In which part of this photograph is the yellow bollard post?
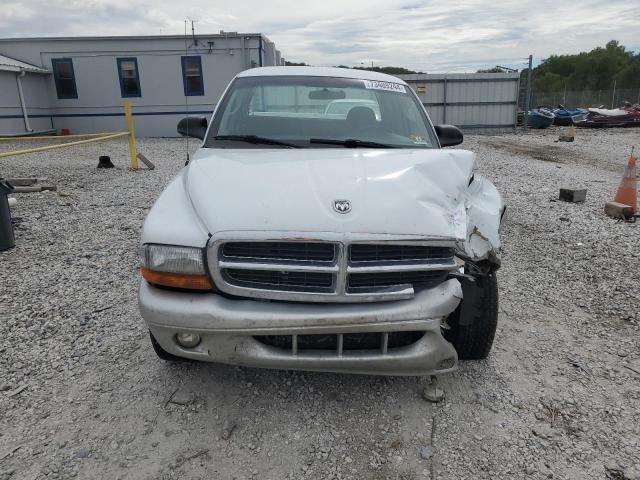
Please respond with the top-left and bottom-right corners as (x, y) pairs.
(123, 101), (138, 170)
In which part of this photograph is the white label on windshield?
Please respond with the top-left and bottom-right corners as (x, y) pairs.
(363, 80), (406, 93)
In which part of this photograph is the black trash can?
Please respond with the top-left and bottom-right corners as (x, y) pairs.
(0, 178), (15, 251)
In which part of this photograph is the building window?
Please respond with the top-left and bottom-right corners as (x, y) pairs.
(181, 56), (204, 96)
(117, 58), (141, 97)
(51, 58), (78, 99)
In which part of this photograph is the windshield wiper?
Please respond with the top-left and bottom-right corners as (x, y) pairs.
(214, 135), (300, 148)
(309, 138), (397, 148)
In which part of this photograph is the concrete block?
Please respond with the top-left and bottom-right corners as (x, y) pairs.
(605, 201), (634, 220)
(559, 188), (587, 203)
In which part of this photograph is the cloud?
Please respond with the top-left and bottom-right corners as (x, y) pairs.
(0, 0), (638, 72)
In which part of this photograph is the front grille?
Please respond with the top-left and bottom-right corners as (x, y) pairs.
(223, 268), (333, 292)
(212, 240), (457, 302)
(222, 242), (335, 263)
(254, 331), (425, 354)
(348, 270), (448, 292)
(350, 244), (454, 263)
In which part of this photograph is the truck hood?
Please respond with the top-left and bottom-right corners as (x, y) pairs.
(186, 148), (476, 238)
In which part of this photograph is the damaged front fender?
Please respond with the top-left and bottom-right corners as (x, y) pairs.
(462, 174), (505, 265)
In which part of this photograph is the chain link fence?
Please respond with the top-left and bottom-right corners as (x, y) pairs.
(529, 88), (640, 110)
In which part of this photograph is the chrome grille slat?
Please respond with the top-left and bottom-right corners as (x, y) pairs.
(335, 243), (348, 296)
(219, 260), (340, 273)
(346, 261), (456, 273)
(210, 239), (458, 303)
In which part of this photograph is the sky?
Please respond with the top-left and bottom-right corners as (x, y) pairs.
(1, 0), (638, 72)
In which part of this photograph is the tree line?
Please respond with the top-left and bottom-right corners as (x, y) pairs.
(531, 41), (639, 94)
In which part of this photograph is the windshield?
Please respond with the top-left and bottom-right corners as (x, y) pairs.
(205, 75), (438, 149)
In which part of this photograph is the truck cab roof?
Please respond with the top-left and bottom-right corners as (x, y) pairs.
(236, 66), (408, 85)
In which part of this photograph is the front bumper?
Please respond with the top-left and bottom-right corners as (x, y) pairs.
(139, 279), (462, 376)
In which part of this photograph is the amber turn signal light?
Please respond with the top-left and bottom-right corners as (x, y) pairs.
(140, 267), (212, 291)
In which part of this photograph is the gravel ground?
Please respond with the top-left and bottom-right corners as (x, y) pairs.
(1, 127), (639, 480)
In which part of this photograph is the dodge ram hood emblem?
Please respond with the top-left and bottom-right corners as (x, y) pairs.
(333, 200), (351, 214)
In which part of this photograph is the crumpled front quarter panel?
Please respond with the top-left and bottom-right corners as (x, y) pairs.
(464, 174), (504, 262)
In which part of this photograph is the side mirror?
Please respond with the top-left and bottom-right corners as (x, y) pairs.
(434, 125), (463, 147)
(177, 116), (208, 140)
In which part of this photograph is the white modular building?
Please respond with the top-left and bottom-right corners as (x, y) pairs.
(0, 33), (284, 137)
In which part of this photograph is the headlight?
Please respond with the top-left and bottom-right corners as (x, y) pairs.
(139, 244), (212, 291)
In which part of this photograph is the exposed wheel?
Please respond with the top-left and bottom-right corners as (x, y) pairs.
(149, 330), (183, 361)
(444, 272), (498, 360)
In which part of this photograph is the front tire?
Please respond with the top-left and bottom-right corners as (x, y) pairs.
(444, 273), (498, 360)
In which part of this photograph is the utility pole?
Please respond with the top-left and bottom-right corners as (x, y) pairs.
(611, 79), (617, 108)
(524, 54), (533, 130)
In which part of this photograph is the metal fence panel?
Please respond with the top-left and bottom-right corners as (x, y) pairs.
(399, 73), (520, 133)
(425, 106), (445, 124)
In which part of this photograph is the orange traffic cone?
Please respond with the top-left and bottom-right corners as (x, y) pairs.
(613, 154), (637, 214)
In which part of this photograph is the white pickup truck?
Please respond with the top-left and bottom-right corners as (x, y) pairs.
(138, 66), (505, 376)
